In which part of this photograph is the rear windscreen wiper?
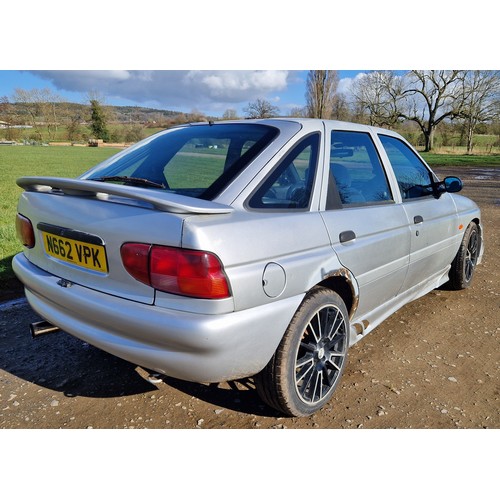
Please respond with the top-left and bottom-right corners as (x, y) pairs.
(93, 176), (166, 189)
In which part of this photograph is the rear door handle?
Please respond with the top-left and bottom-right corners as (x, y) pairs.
(339, 230), (356, 243)
(414, 215), (424, 224)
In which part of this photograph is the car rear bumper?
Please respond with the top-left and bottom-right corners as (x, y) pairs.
(13, 253), (303, 383)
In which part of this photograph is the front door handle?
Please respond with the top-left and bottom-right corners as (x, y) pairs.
(414, 215), (424, 224)
(339, 230), (356, 243)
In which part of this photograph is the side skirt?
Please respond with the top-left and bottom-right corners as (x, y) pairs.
(348, 265), (451, 346)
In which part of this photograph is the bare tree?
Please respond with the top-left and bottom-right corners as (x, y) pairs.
(222, 108), (239, 120)
(457, 70), (500, 154)
(396, 70), (466, 151)
(65, 111), (83, 142)
(351, 71), (400, 126)
(288, 106), (307, 118)
(0, 95), (10, 121)
(305, 70), (339, 118)
(12, 88), (63, 141)
(0, 96), (17, 140)
(243, 98), (279, 119)
(330, 93), (351, 121)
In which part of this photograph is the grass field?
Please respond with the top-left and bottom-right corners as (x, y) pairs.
(1, 144), (499, 285)
(420, 152), (500, 167)
(0, 146), (120, 284)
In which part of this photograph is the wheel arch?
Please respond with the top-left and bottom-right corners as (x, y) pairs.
(314, 268), (359, 320)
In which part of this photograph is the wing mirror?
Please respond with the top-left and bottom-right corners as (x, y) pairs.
(434, 176), (463, 197)
(443, 176), (463, 193)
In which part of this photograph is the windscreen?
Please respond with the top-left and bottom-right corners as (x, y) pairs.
(85, 123), (278, 200)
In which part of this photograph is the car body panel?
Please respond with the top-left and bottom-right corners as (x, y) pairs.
(399, 194), (461, 291)
(321, 203), (410, 317)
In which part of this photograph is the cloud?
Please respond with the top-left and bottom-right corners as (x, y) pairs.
(28, 70), (291, 112)
(337, 73), (367, 95)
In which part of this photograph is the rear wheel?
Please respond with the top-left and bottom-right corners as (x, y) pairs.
(448, 222), (480, 290)
(255, 287), (349, 417)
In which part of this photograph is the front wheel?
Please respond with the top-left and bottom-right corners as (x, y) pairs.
(448, 222), (480, 290)
(255, 287), (349, 417)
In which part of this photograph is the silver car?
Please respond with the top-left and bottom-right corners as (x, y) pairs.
(13, 119), (483, 416)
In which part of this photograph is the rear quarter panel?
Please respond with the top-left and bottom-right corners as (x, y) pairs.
(181, 210), (341, 312)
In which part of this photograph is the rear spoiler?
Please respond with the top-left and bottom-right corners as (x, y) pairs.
(17, 177), (234, 215)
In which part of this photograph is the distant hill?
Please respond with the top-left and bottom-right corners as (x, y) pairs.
(104, 104), (184, 123)
(5, 101), (207, 125)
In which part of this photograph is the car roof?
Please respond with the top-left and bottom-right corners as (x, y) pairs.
(186, 117), (403, 139)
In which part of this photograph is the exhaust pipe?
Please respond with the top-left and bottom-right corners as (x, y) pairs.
(30, 320), (61, 338)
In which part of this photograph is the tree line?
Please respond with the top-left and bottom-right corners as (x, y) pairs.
(2, 70), (500, 153)
(243, 70), (500, 153)
(0, 91), (208, 144)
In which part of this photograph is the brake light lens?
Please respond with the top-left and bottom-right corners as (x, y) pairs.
(16, 214), (35, 248)
(120, 243), (150, 285)
(121, 243), (230, 299)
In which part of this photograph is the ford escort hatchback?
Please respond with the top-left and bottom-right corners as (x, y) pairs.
(13, 119), (483, 417)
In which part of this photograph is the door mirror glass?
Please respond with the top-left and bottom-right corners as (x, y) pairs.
(444, 176), (463, 193)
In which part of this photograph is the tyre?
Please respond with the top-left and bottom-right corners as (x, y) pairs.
(448, 222), (480, 290)
(255, 287), (349, 417)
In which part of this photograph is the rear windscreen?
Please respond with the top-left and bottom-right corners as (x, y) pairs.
(85, 123), (279, 200)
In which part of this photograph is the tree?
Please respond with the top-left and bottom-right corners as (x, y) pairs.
(222, 108), (239, 120)
(350, 71), (400, 126)
(89, 99), (110, 141)
(305, 70), (338, 118)
(12, 88), (62, 141)
(0, 96), (18, 141)
(0, 95), (10, 121)
(396, 70), (466, 151)
(288, 106), (307, 118)
(66, 112), (83, 142)
(243, 98), (279, 119)
(457, 70), (500, 154)
(330, 93), (351, 121)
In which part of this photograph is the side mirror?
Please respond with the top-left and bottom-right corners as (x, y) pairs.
(434, 176), (463, 197)
(444, 176), (463, 193)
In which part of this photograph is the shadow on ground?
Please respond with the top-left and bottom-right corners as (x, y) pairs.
(0, 302), (277, 417)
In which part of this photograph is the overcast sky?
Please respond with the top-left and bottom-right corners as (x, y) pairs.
(0, 70), (365, 117)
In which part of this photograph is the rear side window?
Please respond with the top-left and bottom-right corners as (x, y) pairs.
(328, 131), (392, 207)
(248, 133), (320, 210)
(378, 135), (434, 200)
(85, 124), (278, 200)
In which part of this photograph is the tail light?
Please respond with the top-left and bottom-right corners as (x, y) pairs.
(16, 214), (35, 248)
(121, 243), (230, 299)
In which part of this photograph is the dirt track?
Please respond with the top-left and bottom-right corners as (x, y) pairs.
(1, 165), (498, 429)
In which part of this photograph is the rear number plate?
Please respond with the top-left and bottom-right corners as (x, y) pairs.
(41, 230), (108, 273)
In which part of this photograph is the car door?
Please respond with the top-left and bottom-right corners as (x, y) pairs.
(376, 134), (459, 293)
(320, 126), (410, 318)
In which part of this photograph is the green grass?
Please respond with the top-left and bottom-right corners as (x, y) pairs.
(420, 153), (500, 168)
(0, 124), (164, 143)
(0, 145), (120, 285)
